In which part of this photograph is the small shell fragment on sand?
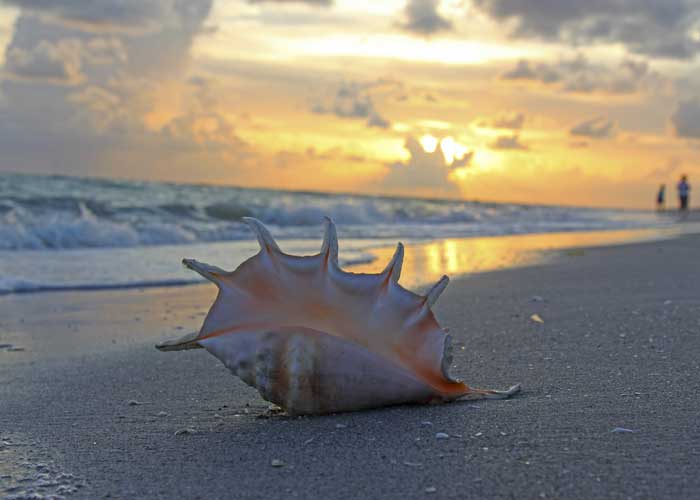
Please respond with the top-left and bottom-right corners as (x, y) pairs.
(425, 486), (437, 493)
(127, 400), (144, 406)
(0, 344), (26, 352)
(435, 432), (449, 439)
(174, 428), (196, 436)
(611, 427), (639, 433)
(270, 459), (286, 468)
(530, 314), (545, 323)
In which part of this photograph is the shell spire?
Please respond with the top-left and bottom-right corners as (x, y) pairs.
(425, 275), (449, 307)
(381, 243), (404, 283)
(157, 217), (520, 415)
(320, 216), (339, 265)
(182, 258), (226, 284)
(243, 216), (281, 253)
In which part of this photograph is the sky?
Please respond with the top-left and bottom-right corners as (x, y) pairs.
(0, 0), (699, 208)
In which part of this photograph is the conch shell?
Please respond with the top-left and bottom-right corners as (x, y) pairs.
(157, 217), (520, 415)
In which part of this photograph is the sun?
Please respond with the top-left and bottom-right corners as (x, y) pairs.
(419, 134), (439, 153)
(439, 137), (470, 165)
(419, 135), (472, 165)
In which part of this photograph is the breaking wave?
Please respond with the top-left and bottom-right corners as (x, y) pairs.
(0, 173), (666, 251)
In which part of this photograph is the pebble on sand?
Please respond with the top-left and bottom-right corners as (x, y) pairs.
(435, 432), (449, 439)
(271, 459), (286, 468)
(425, 486), (437, 493)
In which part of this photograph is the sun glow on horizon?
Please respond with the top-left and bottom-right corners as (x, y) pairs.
(1, 0), (698, 209)
(418, 135), (471, 165)
(286, 34), (537, 65)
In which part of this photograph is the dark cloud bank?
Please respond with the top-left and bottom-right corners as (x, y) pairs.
(473, 0), (700, 60)
(0, 0), (260, 180)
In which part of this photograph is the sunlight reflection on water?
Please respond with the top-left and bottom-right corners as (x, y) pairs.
(350, 227), (697, 292)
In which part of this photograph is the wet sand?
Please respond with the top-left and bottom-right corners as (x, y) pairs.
(2, 233), (700, 499)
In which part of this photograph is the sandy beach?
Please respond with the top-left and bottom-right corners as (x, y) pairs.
(2, 232), (700, 499)
(4, 0), (700, 497)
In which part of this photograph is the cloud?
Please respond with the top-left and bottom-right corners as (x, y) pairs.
(312, 81), (391, 129)
(161, 112), (248, 150)
(570, 117), (616, 139)
(493, 112), (525, 130)
(380, 136), (472, 196)
(398, 0), (452, 36)
(472, 0), (700, 60)
(367, 113), (391, 129)
(334, 83), (373, 117)
(67, 85), (129, 132)
(82, 37), (128, 64)
(478, 111), (525, 130)
(3, 36), (129, 85)
(4, 39), (84, 84)
(3, 0), (168, 32)
(502, 59), (560, 83)
(248, 0), (332, 5)
(671, 99), (700, 138)
(491, 134), (528, 150)
(501, 55), (662, 95)
(0, 0), (241, 181)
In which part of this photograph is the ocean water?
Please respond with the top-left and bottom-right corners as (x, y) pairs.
(0, 173), (672, 294)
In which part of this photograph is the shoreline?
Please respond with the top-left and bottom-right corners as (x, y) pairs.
(2, 232), (700, 498)
(2, 222), (700, 298)
(0, 225), (696, 364)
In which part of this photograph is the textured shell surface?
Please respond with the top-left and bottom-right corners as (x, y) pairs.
(157, 217), (520, 415)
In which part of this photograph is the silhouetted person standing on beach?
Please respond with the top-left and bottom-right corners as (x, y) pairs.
(656, 184), (665, 211)
(678, 175), (690, 211)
